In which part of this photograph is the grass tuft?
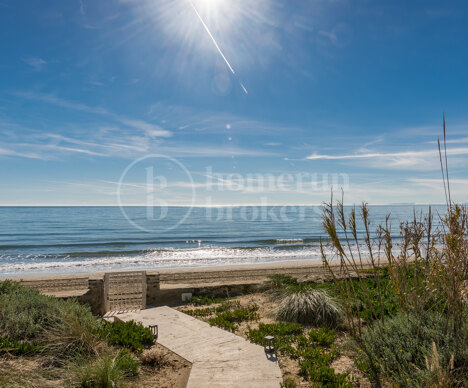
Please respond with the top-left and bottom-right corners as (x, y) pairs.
(73, 349), (139, 388)
(276, 289), (342, 328)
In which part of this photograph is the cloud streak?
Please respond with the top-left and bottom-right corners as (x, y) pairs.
(22, 57), (47, 71)
(307, 147), (468, 159)
(13, 91), (172, 138)
(306, 147), (468, 169)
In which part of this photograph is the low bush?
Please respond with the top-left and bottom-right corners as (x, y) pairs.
(0, 337), (43, 355)
(281, 377), (297, 387)
(0, 280), (107, 359)
(357, 311), (468, 387)
(180, 307), (214, 317)
(247, 323), (351, 386)
(0, 280), (62, 340)
(246, 322), (304, 344)
(208, 304), (259, 331)
(268, 274), (298, 289)
(180, 301), (241, 318)
(139, 347), (169, 369)
(214, 300), (241, 312)
(276, 289), (342, 328)
(46, 300), (106, 358)
(246, 322), (304, 356)
(297, 339), (351, 386)
(300, 361), (351, 388)
(304, 327), (336, 347)
(100, 320), (154, 353)
(187, 295), (229, 305)
(74, 349), (139, 388)
(0, 281), (145, 387)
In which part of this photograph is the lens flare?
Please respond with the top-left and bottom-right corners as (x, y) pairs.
(188, 0), (248, 94)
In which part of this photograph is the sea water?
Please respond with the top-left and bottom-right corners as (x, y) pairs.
(0, 205), (445, 276)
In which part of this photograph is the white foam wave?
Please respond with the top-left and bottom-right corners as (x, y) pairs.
(275, 239), (304, 244)
(0, 246), (324, 276)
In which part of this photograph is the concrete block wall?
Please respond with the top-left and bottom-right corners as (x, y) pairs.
(146, 271), (161, 306)
(80, 277), (105, 315)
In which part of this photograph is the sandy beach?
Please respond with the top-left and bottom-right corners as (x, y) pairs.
(0, 257), (381, 293)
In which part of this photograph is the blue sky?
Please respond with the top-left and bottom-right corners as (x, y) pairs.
(1, 0), (468, 205)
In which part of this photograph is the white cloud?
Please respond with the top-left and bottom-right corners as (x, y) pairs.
(306, 147), (468, 170)
(13, 91), (172, 138)
(22, 57), (47, 70)
(118, 118), (171, 138)
(79, 0), (85, 15)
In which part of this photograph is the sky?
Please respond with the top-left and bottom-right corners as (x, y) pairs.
(0, 0), (468, 206)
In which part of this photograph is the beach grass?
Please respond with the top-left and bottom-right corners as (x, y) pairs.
(0, 281), (157, 387)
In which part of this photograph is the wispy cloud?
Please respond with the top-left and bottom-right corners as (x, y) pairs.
(22, 57), (47, 71)
(13, 91), (172, 138)
(118, 118), (170, 138)
(14, 91), (108, 114)
(79, 0), (85, 15)
(306, 147), (468, 170)
(0, 146), (43, 160)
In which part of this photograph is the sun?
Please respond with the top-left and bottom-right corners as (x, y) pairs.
(129, 0), (276, 93)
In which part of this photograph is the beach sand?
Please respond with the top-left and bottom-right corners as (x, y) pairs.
(0, 257), (381, 291)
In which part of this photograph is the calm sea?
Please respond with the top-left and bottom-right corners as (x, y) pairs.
(0, 205), (444, 276)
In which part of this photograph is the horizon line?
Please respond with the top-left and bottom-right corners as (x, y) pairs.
(0, 203), (449, 207)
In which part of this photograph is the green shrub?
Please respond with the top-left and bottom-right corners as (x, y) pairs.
(0, 280), (62, 340)
(276, 289), (342, 328)
(358, 312), (468, 387)
(187, 295), (229, 305)
(246, 322), (304, 355)
(346, 276), (399, 322)
(297, 344), (352, 387)
(75, 349), (139, 388)
(180, 300), (242, 318)
(281, 378), (297, 387)
(0, 337), (43, 355)
(268, 274), (298, 289)
(0, 280), (106, 358)
(307, 327), (336, 346)
(180, 307), (214, 317)
(247, 322), (350, 386)
(100, 320), (154, 353)
(46, 300), (106, 358)
(208, 315), (238, 331)
(246, 322), (304, 344)
(300, 362), (351, 388)
(214, 300), (241, 312)
(208, 304), (259, 331)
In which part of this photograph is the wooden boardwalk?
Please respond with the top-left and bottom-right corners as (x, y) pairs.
(115, 306), (282, 388)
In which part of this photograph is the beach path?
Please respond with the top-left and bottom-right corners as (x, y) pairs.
(115, 306), (282, 388)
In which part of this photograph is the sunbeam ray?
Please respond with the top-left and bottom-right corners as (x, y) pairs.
(188, 0), (248, 94)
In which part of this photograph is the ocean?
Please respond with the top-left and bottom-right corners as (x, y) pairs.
(0, 205), (444, 276)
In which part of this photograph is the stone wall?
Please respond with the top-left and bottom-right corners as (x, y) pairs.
(79, 277), (105, 315)
(146, 271), (161, 306)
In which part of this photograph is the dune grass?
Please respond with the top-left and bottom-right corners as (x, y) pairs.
(276, 289), (342, 328)
(0, 281), (155, 387)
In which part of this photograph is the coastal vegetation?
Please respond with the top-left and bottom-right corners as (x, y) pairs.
(0, 281), (182, 387)
(319, 197), (468, 387)
(181, 184), (468, 387)
(275, 289), (342, 327)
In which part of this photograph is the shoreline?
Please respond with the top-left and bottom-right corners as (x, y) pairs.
(0, 258), (385, 289)
(0, 258), (328, 281)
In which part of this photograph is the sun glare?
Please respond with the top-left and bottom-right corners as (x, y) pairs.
(129, 0), (276, 94)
